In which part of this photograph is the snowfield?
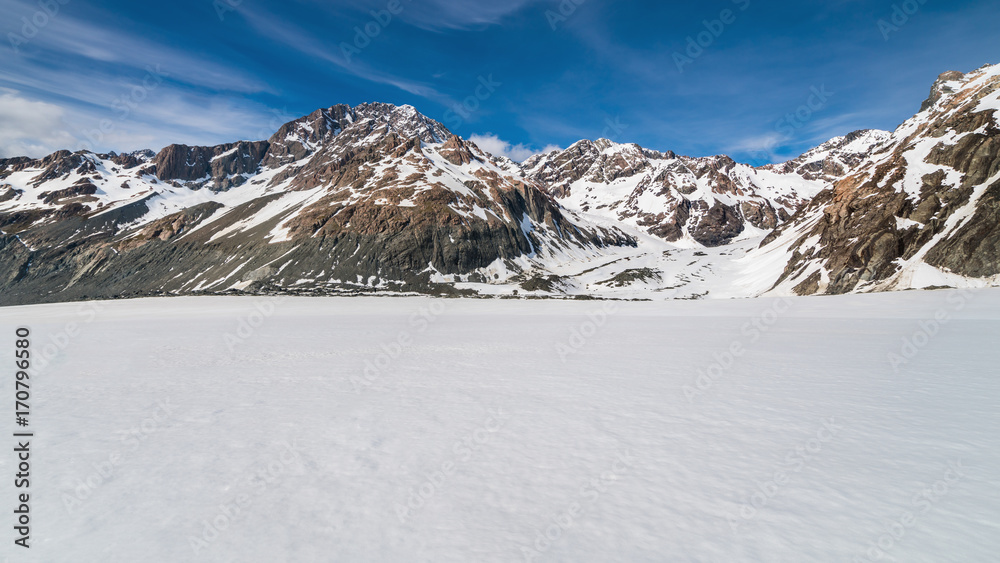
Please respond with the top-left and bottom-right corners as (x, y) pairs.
(1, 291), (999, 562)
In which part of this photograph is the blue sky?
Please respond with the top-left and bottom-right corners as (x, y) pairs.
(1, 0), (997, 163)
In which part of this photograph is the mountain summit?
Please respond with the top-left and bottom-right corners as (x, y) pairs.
(1, 65), (999, 304)
(759, 64), (1000, 295)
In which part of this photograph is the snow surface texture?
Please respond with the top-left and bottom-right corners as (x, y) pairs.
(1, 291), (999, 562)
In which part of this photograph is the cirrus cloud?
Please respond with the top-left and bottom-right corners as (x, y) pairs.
(0, 89), (79, 158)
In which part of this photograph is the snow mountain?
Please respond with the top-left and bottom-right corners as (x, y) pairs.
(1, 64), (999, 304)
(757, 64), (1000, 295)
(0, 104), (633, 305)
(518, 131), (890, 247)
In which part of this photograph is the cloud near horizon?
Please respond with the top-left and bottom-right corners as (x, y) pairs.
(0, 89), (78, 158)
(468, 133), (561, 162)
(0, 0), (997, 162)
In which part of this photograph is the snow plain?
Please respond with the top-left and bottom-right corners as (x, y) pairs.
(1, 290), (999, 562)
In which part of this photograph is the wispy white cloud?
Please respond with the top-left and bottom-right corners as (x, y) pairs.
(725, 110), (895, 164)
(399, 0), (541, 30)
(468, 133), (560, 162)
(0, 82), (302, 158)
(723, 132), (787, 163)
(236, 6), (454, 106)
(0, 0), (314, 157)
(298, 0), (541, 31)
(0, 89), (78, 158)
(0, 1), (269, 94)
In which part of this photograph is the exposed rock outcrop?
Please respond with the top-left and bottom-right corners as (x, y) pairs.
(762, 64), (1000, 294)
(154, 141), (271, 190)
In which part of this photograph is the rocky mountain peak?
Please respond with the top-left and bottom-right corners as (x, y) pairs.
(263, 105), (352, 167)
(439, 134), (481, 165)
(921, 70), (969, 111)
(3, 64), (999, 303)
(351, 102), (451, 144)
(760, 63), (1000, 296)
(261, 102), (451, 170)
(518, 131), (842, 246)
(106, 149), (156, 169)
(762, 129), (892, 182)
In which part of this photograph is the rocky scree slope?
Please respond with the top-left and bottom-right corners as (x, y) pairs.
(0, 104), (632, 305)
(758, 65), (1000, 295)
(2, 65), (1000, 303)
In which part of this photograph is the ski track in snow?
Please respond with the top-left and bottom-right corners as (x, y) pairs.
(1, 291), (998, 562)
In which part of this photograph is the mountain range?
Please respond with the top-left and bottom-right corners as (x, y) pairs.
(1, 64), (999, 305)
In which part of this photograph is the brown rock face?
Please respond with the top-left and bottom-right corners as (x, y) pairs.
(921, 71), (968, 111)
(263, 105), (352, 168)
(740, 200), (780, 230)
(0, 100), (645, 305)
(440, 135), (477, 166)
(690, 202), (744, 247)
(0, 186), (22, 203)
(924, 183), (1000, 277)
(116, 202), (223, 252)
(41, 183), (98, 204)
(108, 150), (155, 169)
(154, 141), (270, 190)
(21, 151), (91, 186)
(764, 65), (1000, 294)
(636, 199), (691, 242)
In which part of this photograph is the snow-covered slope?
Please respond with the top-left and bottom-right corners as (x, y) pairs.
(761, 129), (893, 182)
(2, 290), (998, 561)
(756, 64), (1000, 296)
(0, 104), (635, 305)
(2, 64), (999, 304)
(519, 133), (888, 247)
